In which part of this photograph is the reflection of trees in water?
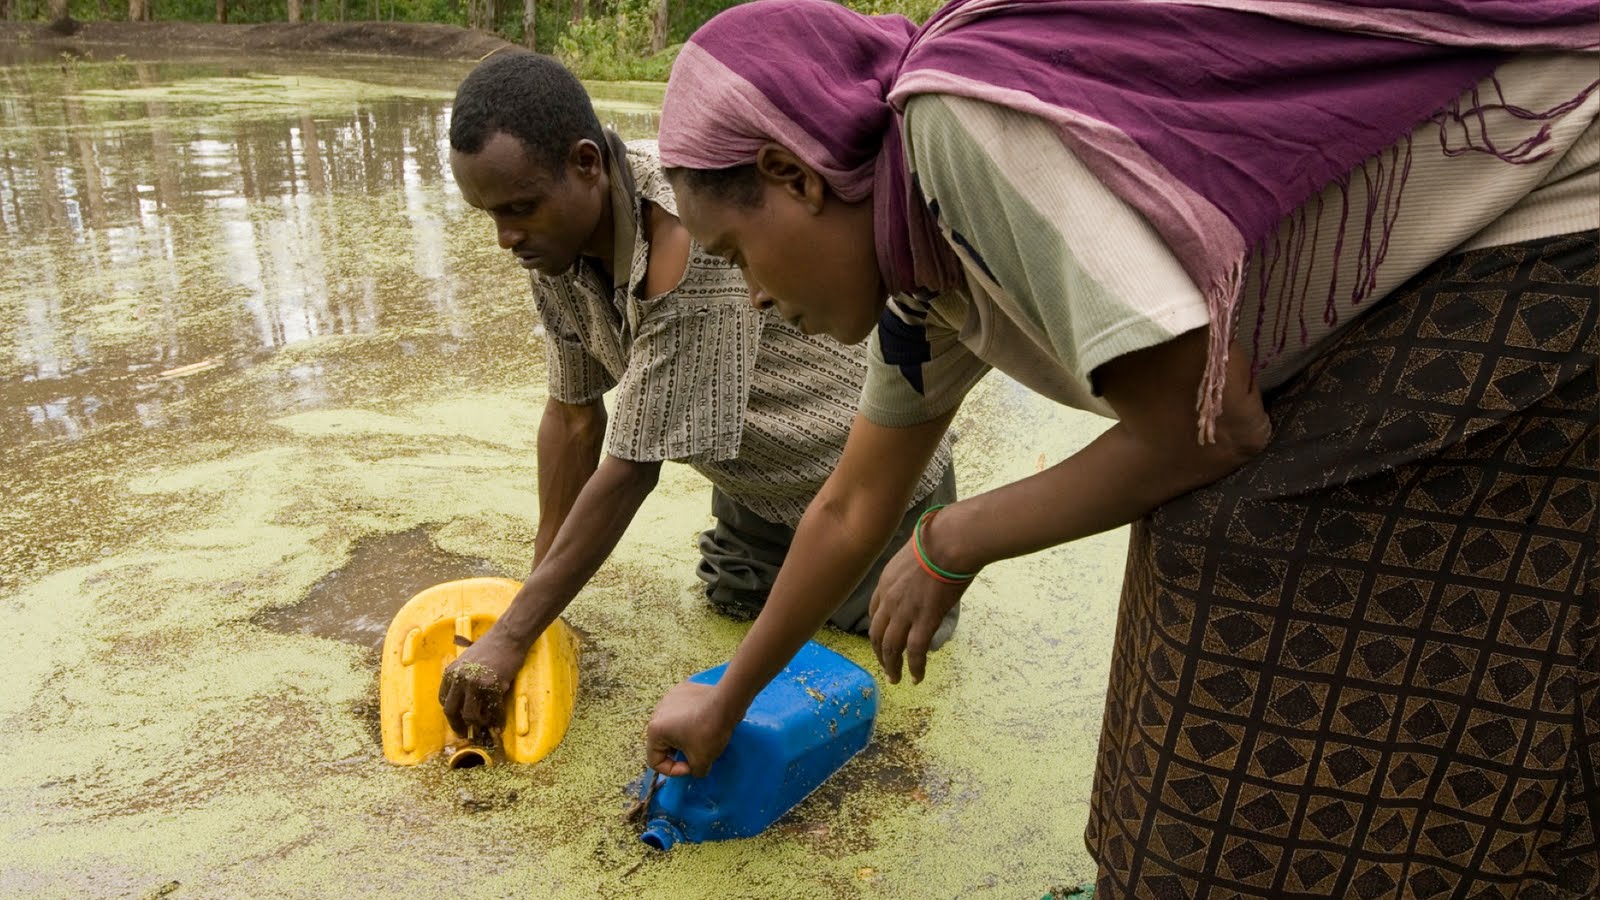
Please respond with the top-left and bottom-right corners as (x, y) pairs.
(1, 87), (488, 444)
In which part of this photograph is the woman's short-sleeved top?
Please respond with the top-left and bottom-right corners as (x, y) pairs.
(859, 53), (1599, 428)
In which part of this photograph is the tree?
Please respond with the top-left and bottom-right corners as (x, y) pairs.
(128, 0), (152, 21)
(287, 0), (300, 22)
(215, 0), (226, 22)
(47, 0), (69, 22)
(522, 0), (535, 48)
(650, 0), (667, 53)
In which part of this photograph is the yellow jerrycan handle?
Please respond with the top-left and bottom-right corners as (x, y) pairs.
(379, 577), (579, 766)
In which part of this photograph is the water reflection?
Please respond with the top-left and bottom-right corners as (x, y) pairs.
(0, 58), (664, 453)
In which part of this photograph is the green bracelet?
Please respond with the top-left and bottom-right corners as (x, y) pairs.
(914, 505), (978, 582)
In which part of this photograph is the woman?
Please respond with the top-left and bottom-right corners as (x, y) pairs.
(645, 0), (1598, 895)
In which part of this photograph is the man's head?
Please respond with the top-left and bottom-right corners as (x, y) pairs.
(449, 51), (608, 277)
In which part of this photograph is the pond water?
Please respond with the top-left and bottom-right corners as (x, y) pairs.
(0, 48), (1123, 898)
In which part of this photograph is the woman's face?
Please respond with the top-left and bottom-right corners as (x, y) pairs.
(667, 149), (887, 344)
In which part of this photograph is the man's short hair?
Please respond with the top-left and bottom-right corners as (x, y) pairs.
(449, 50), (605, 174)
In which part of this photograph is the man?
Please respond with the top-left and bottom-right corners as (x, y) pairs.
(437, 51), (957, 734)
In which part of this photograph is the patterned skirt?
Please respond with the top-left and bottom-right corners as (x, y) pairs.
(1087, 232), (1598, 899)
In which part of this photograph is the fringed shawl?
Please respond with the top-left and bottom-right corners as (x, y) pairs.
(659, 0), (1598, 439)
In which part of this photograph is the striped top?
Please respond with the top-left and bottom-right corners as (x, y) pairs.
(534, 137), (952, 526)
(860, 53), (1599, 427)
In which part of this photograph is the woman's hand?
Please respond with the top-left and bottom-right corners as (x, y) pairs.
(868, 522), (973, 684)
(645, 681), (745, 777)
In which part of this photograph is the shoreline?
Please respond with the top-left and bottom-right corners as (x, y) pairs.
(0, 20), (520, 61)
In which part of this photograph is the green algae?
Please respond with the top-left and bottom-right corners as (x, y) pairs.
(71, 73), (452, 107)
(1, 55), (1123, 897)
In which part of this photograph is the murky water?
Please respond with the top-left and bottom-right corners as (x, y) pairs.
(0, 49), (1123, 898)
(252, 526), (505, 649)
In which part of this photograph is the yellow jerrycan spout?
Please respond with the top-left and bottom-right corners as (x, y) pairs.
(445, 744), (495, 769)
(379, 577), (579, 766)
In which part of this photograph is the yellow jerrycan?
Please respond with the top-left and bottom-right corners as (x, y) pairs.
(380, 577), (579, 767)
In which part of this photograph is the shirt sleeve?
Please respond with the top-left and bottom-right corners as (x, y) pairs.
(533, 275), (617, 406)
(858, 295), (992, 428)
(605, 268), (762, 463)
(902, 94), (1210, 388)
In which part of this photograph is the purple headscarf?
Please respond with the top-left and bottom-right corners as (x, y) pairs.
(659, 0), (1597, 437)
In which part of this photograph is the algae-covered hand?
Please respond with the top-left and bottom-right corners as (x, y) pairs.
(439, 632), (527, 736)
(869, 530), (973, 685)
(645, 681), (744, 778)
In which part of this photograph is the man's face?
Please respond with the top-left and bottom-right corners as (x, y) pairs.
(450, 131), (604, 277)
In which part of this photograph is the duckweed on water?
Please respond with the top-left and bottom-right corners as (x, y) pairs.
(70, 73), (453, 110)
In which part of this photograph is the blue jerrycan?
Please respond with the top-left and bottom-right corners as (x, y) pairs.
(638, 640), (878, 850)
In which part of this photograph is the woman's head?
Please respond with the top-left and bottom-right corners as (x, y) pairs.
(666, 150), (883, 343)
(659, 0), (919, 343)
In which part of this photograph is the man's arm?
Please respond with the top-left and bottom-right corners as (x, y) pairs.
(646, 410), (956, 776)
(439, 398), (662, 734)
(533, 396), (608, 564)
(442, 186), (699, 735)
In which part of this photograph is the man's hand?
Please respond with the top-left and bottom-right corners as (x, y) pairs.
(868, 536), (971, 685)
(438, 631), (528, 737)
(645, 681), (743, 778)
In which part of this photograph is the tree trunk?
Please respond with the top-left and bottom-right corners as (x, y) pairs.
(286, 0), (300, 22)
(521, 0), (534, 48)
(0, 0), (12, 22)
(47, 0), (68, 23)
(215, 0), (225, 22)
(310, 0), (318, 21)
(569, 0), (583, 24)
(649, 0), (667, 53)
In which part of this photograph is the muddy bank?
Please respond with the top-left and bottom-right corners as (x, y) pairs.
(0, 20), (519, 60)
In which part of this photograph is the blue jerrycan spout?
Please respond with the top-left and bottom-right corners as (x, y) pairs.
(640, 819), (682, 851)
(633, 641), (879, 850)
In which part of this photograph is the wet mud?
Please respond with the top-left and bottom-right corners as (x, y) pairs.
(253, 525), (506, 650)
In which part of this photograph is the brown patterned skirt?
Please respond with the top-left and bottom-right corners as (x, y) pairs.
(1087, 232), (1598, 899)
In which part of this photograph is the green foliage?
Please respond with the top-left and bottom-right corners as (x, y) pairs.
(665, 0), (738, 44)
(845, 0), (942, 22)
(553, 0), (676, 81)
(14, 0), (947, 78)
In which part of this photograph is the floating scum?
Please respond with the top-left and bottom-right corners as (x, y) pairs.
(0, 377), (1119, 896)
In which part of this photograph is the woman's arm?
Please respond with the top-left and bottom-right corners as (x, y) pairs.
(926, 325), (1267, 571)
(870, 325), (1270, 681)
(646, 409), (957, 776)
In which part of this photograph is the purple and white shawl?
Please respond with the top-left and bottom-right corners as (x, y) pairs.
(659, 0), (1597, 437)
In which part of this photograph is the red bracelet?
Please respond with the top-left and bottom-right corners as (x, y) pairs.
(915, 546), (971, 585)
